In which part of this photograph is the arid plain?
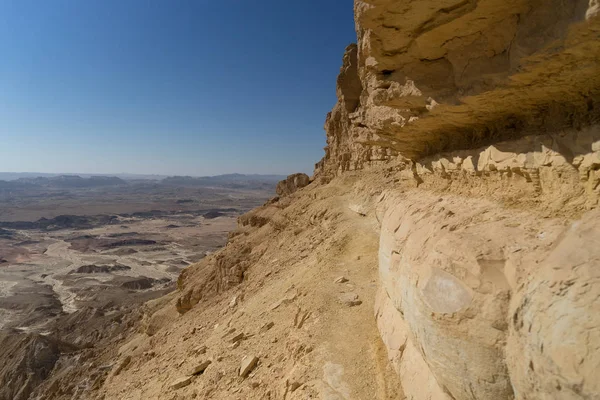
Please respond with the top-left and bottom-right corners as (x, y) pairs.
(0, 175), (279, 333)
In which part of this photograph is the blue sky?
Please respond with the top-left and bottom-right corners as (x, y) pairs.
(0, 1), (355, 176)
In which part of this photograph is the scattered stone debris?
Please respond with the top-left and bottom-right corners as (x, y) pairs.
(334, 276), (349, 284)
(294, 309), (311, 329)
(239, 355), (259, 378)
(229, 295), (240, 308)
(189, 360), (212, 376)
(171, 376), (192, 390)
(221, 327), (236, 338)
(339, 292), (362, 307)
(288, 381), (301, 392)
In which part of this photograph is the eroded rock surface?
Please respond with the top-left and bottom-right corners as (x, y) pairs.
(376, 189), (600, 399)
(276, 173), (311, 197)
(316, 0), (600, 178)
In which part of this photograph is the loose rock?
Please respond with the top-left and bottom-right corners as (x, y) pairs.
(171, 377), (192, 390)
(239, 355), (259, 378)
(189, 360), (211, 376)
(230, 332), (245, 343)
(193, 345), (207, 355)
(339, 292), (362, 307)
(113, 356), (131, 376)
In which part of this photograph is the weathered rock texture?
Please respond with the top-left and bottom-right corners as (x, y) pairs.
(316, 0), (600, 178)
(173, 3), (600, 399)
(276, 173), (310, 197)
(314, 1), (600, 399)
(377, 191), (599, 399)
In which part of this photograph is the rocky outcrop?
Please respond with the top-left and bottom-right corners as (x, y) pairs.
(315, 44), (398, 178)
(316, 0), (600, 178)
(376, 188), (600, 399)
(312, 1), (600, 399)
(276, 173), (310, 197)
(176, 242), (264, 313)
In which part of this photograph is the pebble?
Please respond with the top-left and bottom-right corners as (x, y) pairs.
(338, 292), (362, 307)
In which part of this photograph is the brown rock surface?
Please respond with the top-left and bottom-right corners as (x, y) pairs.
(0, 332), (62, 400)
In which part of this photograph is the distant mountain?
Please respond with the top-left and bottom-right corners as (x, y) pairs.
(0, 172), (166, 181)
(0, 173), (287, 194)
(16, 175), (127, 188)
(162, 174), (286, 189)
(0, 180), (37, 191)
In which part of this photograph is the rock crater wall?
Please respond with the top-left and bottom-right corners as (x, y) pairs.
(316, 0), (600, 178)
(316, 1), (600, 399)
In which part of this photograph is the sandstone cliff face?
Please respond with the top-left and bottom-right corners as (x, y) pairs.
(376, 192), (600, 399)
(276, 173), (311, 197)
(316, 1), (600, 399)
(316, 0), (600, 177)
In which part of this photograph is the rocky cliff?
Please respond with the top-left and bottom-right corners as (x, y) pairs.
(9, 2), (600, 399)
(316, 0), (600, 177)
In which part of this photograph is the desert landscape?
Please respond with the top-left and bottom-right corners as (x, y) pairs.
(1, 1), (600, 400)
(0, 174), (278, 335)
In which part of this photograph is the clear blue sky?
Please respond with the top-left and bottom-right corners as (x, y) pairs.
(0, 1), (355, 176)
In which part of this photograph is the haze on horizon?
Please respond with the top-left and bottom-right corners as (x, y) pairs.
(0, 1), (355, 177)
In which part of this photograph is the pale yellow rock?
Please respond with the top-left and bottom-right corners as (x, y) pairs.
(338, 292), (362, 307)
(239, 355), (259, 378)
(276, 173), (310, 197)
(170, 376), (192, 390)
(189, 360), (211, 376)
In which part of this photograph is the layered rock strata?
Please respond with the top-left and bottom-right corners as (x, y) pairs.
(317, 1), (600, 399)
(316, 0), (600, 178)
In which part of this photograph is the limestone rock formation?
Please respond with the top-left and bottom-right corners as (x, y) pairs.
(276, 173), (310, 197)
(316, 0), (600, 178)
(376, 190), (600, 399)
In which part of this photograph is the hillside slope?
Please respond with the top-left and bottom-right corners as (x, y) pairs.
(65, 149), (598, 399)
